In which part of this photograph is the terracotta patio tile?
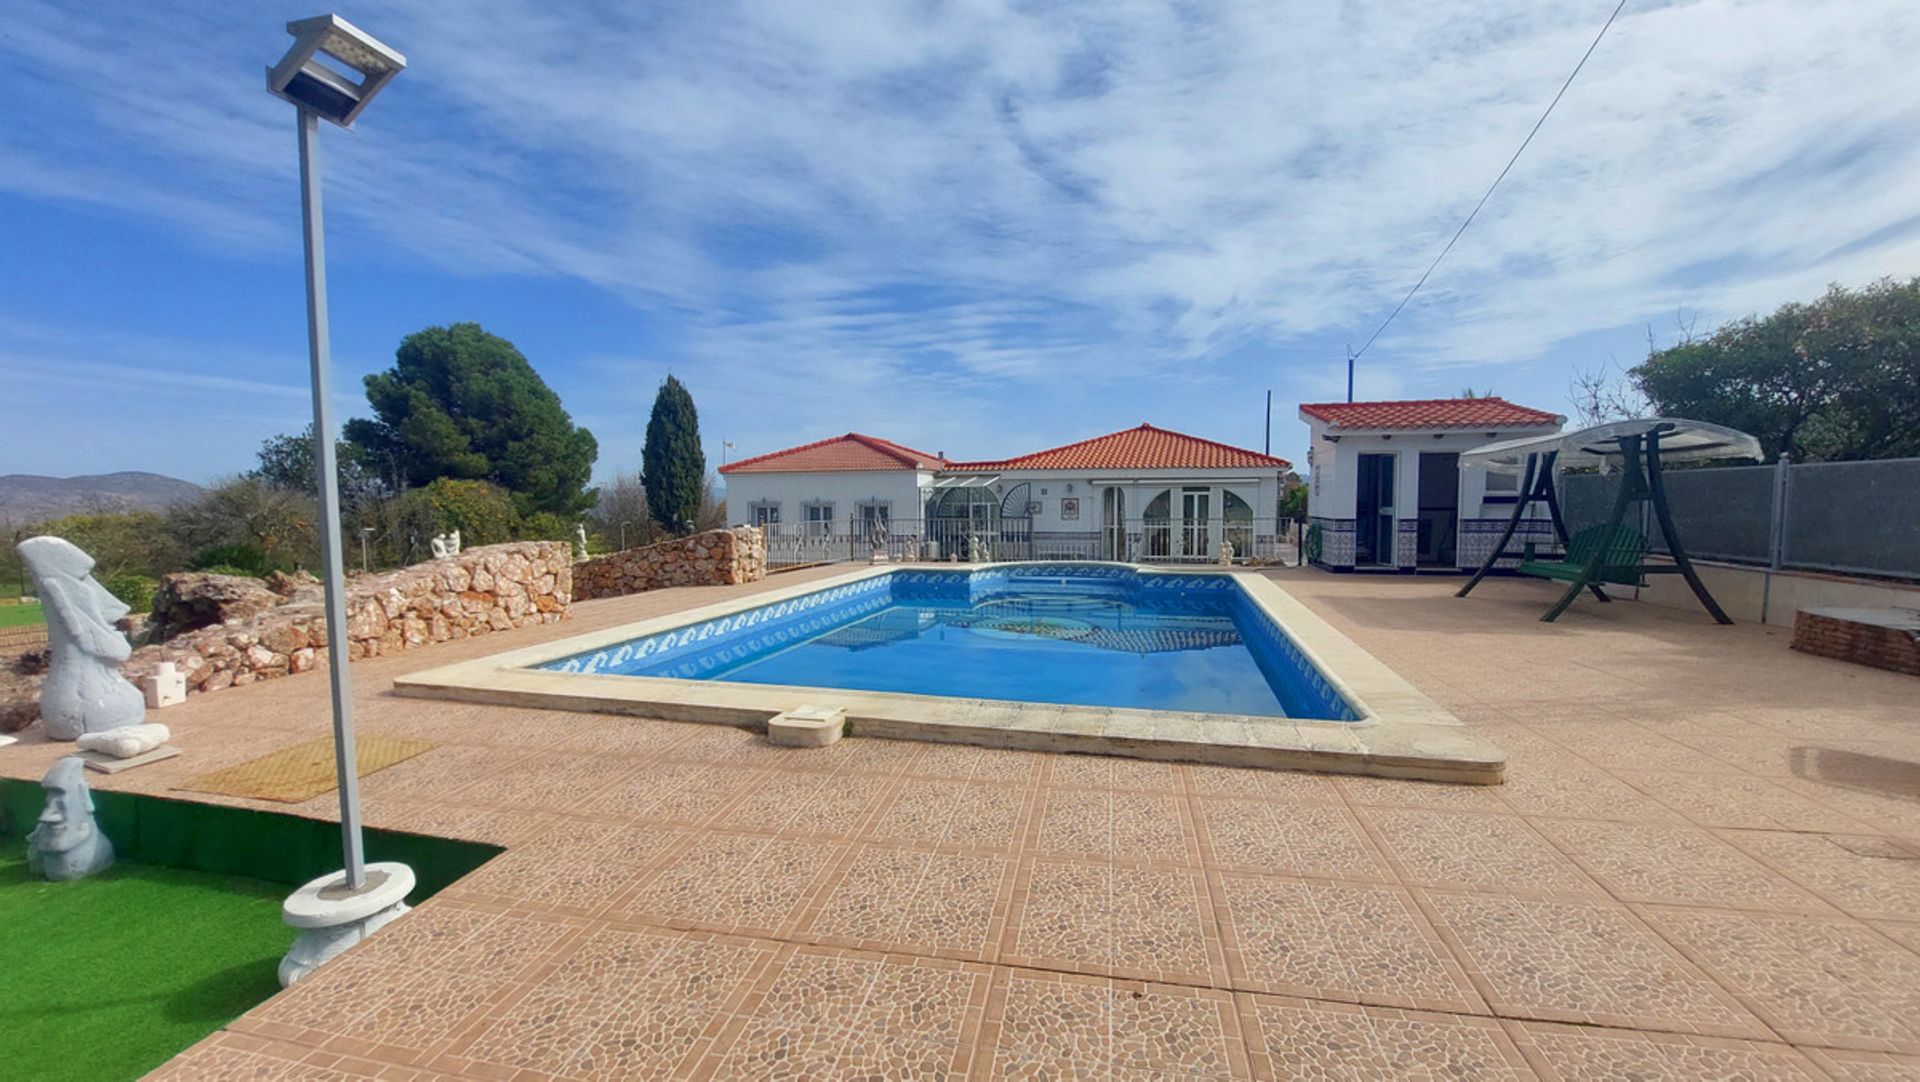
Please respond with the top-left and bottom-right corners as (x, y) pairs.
(869, 777), (1031, 851)
(352, 745), (527, 802)
(1033, 786), (1194, 864)
(1505, 1020), (1820, 1080)
(1212, 873), (1479, 1012)
(1240, 995), (1532, 1080)
(1643, 905), (1920, 1053)
(805, 843), (927, 945)
(713, 767), (897, 839)
(1005, 858), (1220, 984)
(895, 849), (1014, 960)
(617, 831), (841, 935)
(1419, 890), (1765, 1037)
(1491, 756), (1680, 823)
(350, 971), (513, 1060)
(146, 1044), (297, 1080)
(1044, 751), (1183, 793)
(702, 948), (989, 1079)
(1618, 769), (1875, 832)
(1533, 818), (1836, 914)
(1358, 806), (1599, 899)
(595, 760), (765, 824)
(455, 927), (772, 1077)
(1723, 830), (1920, 921)
(1186, 763), (1343, 803)
(1334, 774), (1511, 813)
(1800, 1046), (1920, 1080)
(1193, 796), (1390, 882)
(977, 968), (1248, 1079)
(906, 742), (1046, 785)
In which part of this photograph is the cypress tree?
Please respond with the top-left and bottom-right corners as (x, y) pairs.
(642, 375), (706, 532)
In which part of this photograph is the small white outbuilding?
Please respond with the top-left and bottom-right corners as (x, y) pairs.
(1299, 398), (1565, 570)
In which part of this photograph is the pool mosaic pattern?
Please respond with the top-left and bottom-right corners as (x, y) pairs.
(538, 564), (1359, 721)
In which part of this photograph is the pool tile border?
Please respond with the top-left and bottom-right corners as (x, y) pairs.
(393, 563), (1505, 784)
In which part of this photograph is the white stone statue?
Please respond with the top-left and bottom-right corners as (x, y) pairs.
(1217, 539), (1235, 566)
(27, 757), (115, 881)
(17, 537), (145, 740)
(574, 523), (590, 561)
(967, 534), (989, 563)
(429, 529), (462, 559)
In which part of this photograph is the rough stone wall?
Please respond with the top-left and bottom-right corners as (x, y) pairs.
(1791, 610), (1920, 677)
(573, 527), (765, 601)
(122, 541), (572, 696)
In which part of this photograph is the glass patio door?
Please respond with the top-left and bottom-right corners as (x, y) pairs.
(1180, 488), (1211, 559)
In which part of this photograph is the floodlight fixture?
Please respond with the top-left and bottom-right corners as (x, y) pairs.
(267, 14), (405, 128)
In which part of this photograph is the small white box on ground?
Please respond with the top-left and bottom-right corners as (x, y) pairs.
(768, 705), (847, 748)
(144, 662), (187, 709)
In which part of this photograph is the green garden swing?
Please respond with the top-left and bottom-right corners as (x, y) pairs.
(1455, 419), (1763, 623)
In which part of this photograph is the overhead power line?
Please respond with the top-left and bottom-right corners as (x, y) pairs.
(1348, 0), (1630, 367)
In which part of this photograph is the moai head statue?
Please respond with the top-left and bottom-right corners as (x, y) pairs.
(26, 757), (116, 881)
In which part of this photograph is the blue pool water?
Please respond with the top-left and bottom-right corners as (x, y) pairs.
(539, 565), (1358, 721)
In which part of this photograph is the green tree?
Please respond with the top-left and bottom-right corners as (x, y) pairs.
(344, 323), (599, 514)
(1632, 278), (1920, 461)
(250, 424), (386, 510)
(641, 375), (706, 532)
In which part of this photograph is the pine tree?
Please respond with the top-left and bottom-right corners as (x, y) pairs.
(642, 375), (706, 533)
(344, 323), (598, 515)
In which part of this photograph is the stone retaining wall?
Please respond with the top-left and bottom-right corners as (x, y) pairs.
(124, 541), (572, 695)
(573, 527), (765, 601)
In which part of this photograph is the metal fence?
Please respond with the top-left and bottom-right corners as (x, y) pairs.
(1559, 456), (1920, 581)
(758, 516), (1302, 569)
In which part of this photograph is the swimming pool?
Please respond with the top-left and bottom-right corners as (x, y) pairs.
(538, 565), (1358, 721)
(396, 563), (1504, 784)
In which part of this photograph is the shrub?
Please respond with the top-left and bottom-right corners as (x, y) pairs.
(424, 478), (519, 545)
(516, 511), (574, 542)
(102, 572), (159, 614)
(193, 543), (272, 577)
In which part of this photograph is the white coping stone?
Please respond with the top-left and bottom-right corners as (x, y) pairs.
(768, 705), (846, 748)
(279, 861), (415, 987)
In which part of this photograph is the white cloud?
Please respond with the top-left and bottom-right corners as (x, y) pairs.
(4, 0), (1919, 473)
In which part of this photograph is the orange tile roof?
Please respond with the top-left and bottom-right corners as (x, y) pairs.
(947, 424), (1290, 471)
(719, 432), (946, 474)
(1298, 397), (1563, 430)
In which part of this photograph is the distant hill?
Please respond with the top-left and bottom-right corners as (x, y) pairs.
(0, 472), (204, 526)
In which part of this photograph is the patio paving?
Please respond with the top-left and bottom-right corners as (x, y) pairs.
(5, 566), (1919, 1079)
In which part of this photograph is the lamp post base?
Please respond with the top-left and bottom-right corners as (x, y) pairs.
(278, 861), (415, 987)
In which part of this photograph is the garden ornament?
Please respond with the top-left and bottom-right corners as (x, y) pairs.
(27, 756), (116, 880)
(16, 536), (146, 739)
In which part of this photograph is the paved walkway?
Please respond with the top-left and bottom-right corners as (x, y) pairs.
(7, 567), (1918, 1079)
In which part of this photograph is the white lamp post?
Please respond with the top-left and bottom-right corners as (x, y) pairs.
(267, 14), (415, 987)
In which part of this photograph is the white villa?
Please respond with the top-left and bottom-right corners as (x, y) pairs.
(721, 424), (1295, 564)
(1300, 397), (1565, 571)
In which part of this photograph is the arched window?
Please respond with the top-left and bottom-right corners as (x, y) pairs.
(1141, 490), (1172, 558)
(1223, 490), (1254, 558)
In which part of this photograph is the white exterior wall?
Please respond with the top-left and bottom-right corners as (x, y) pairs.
(724, 470), (933, 528)
(1303, 419), (1561, 570)
(1008, 469), (1281, 531)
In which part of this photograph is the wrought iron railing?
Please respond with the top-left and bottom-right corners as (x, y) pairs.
(757, 517), (1301, 568)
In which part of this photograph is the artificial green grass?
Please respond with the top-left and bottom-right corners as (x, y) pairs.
(0, 600), (44, 628)
(0, 843), (289, 1081)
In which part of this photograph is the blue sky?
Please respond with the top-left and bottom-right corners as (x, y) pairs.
(4, 0), (1919, 484)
